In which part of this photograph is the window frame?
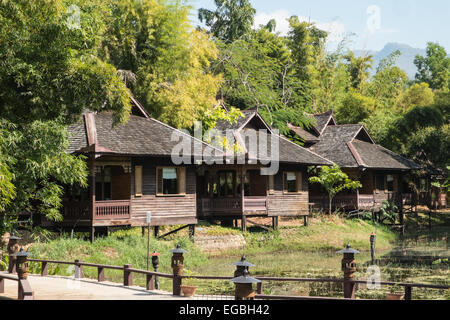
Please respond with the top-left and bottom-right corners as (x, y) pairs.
(282, 171), (302, 194)
(156, 166), (186, 197)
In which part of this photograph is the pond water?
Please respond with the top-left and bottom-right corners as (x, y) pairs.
(192, 233), (449, 299)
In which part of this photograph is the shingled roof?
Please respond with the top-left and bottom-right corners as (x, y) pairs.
(312, 110), (335, 134)
(310, 123), (420, 170)
(67, 112), (221, 158)
(217, 111), (332, 166)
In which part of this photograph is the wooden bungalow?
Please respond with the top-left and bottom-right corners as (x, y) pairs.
(197, 110), (332, 229)
(288, 111), (421, 213)
(39, 100), (222, 240)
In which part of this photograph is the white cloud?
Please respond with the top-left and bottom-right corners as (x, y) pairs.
(254, 10), (346, 44)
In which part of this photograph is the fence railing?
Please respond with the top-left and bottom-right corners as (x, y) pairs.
(0, 273), (34, 300)
(25, 258), (450, 300)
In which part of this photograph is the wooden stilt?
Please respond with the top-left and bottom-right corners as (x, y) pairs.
(90, 227), (95, 243)
(154, 226), (159, 238)
(241, 216), (247, 232)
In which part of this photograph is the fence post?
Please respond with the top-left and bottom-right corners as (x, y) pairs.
(173, 275), (182, 296)
(0, 278), (4, 293)
(124, 264), (133, 286)
(404, 286), (412, 300)
(41, 261), (48, 276)
(256, 282), (263, 294)
(146, 274), (155, 291)
(98, 267), (105, 282)
(74, 259), (83, 279)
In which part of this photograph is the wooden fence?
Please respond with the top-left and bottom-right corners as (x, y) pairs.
(25, 258), (450, 300)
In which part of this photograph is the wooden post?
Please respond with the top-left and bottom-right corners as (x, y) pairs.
(154, 226), (159, 238)
(89, 156), (96, 243)
(41, 261), (48, 276)
(241, 167), (245, 214)
(343, 280), (356, 299)
(242, 215), (247, 232)
(146, 274), (155, 291)
(272, 216), (278, 230)
(74, 259), (83, 279)
(0, 278), (4, 294)
(98, 267), (105, 282)
(124, 264), (133, 286)
(303, 215), (308, 227)
(256, 282), (263, 294)
(173, 275), (182, 296)
(405, 286), (412, 300)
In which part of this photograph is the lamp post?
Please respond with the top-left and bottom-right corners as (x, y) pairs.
(170, 244), (188, 296)
(230, 269), (261, 300)
(337, 244), (360, 299)
(12, 248), (31, 280)
(232, 255), (255, 277)
(7, 234), (21, 274)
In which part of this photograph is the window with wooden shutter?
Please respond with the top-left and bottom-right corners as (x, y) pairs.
(283, 172), (298, 193)
(177, 167), (186, 195)
(296, 171), (302, 193)
(134, 166), (143, 197)
(268, 175), (275, 195)
(156, 167), (186, 196)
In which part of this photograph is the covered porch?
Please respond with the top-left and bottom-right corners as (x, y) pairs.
(196, 165), (269, 220)
(59, 158), (132, 229)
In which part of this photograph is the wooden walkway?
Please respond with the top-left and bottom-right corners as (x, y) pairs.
(0, 273), (188, 300)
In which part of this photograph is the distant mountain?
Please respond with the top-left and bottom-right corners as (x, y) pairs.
(354, 43), (426, 79)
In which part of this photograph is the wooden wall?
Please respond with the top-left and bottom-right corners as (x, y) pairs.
(130, 157), (197, 226)
(267, 164), (309, 217)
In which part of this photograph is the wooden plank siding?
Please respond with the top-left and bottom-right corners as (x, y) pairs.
(267, 165), (309, 217)
(130, 157), (197, 227)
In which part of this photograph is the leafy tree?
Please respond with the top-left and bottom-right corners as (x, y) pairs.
(362, 109), (400, 146)
(309, 41), (351, 113)
(213, 26), (313, 135)
(335, 88), (376, 124)
(102, 0), (228, 130)
(414, 42), (450, 90)
(287, 16), (328, 95)
(309, 164), (362, 215)
(0, 120), (88, 225)
(198, 0), (256, 43)
(405, 124), (450, 170)
(344, 51), (373, 92)
(0, 0), (131, 125)
(0, 0), (125, 227)
(367, 51), (408, 108)
(397, 82), (435, 111)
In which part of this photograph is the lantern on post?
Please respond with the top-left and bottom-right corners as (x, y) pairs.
(7, 234), (21, 274)
(230, 269), (261, 300)
(151, 251), (160, 290)
(337, 244), (360, 299)
(232, 255), (255, 277)
(12, 248), (31, 280)
(170, 244), (188, 276)
(170, 244), (188, 296)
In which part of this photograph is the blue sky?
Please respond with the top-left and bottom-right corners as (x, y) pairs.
(189, 0), (450, 52)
